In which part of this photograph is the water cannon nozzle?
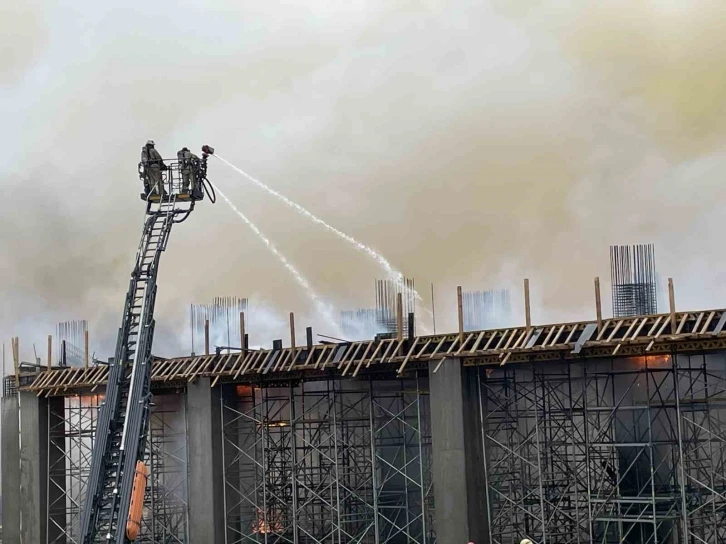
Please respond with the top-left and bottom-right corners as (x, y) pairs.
(202, 145), (214, 155)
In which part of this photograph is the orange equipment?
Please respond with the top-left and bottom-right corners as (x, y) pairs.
(125, 461), (149, 540)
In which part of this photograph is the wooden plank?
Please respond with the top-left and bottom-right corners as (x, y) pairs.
(303, 345), (318, 367)
(500, 352), (513, 366)
(413, 338), (432, 359)
(668, 278), (676, 334)
(338, 342), (359, 370)
(378, 340), (398, 365)
(241, 351), (263, 375)
(524, 278), (531, 331)
(630, 317), (649, 340)
(676, 312), (689, 334)
(606, 320), (624, 343)
(429, 338), (447, 360)
(700, 311), (716, 335)
(541, 325), (557, 347)
(445, 337), (461, 355)
(397, 337), (421, 374)
(525, 328), (543, 349)
(470, 330), (487, 353)
(691, 312), (704, 336)
(653, 318), (671, 340)
(457, 286), (464, 345)
(501, 329), (521, 351)
(352, 342), (374, 378)
(596, 319), (611, 341)
(313, 346), (331, 370)
(619, 319), (639, 344)
(342, 343), (364, 376)
(482, 331), (497, 351)
(564, 325), (579, 345)
(646, 316), (663, 337)
(494, 329), (510, 350)
(365, 342), (385, 368)
(594, 277), (603, 331)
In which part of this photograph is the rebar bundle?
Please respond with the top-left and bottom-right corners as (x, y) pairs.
(56, 320), (87, 367)
(462, 289), (511, 331)
(190, 297), (248, 353)
(340, 309), (379, 340)
(375, 277), (416, 334)
(610, 244), (658, 317)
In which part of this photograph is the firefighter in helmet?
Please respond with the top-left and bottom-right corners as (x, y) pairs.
(141, 140), (168, 196)
(176, 147), (199, 195)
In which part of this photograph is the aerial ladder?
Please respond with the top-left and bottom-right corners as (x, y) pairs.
(80, 145), (216, 543)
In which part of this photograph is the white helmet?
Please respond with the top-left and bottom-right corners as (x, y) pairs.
(521, 539), (534, 544)
(146, 139), (155, 146)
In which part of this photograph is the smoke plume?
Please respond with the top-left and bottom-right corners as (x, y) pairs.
(2, 0), (726, 361)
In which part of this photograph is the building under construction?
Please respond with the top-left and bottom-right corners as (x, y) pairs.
(3, 166), (725, 544)
(4, 270), (726, 543)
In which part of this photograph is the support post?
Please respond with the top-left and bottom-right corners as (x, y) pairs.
(524, 278), (531, 331)
(47, 335), (52, 371)
(306, 327), (313, 350)
(429, 358), (488, 543)
(240, 312), (246, 356)
(431, 283), (437, 334)
(84, 329), (89, 370)
(204, 319), (210, 355)
(290, 312), (296, 365)
(13, 336), (19, 383)
(408, 312), (415, 340)
(186, 378), (225, 542)
(669, 278), (677, 334)
(594, 277), (603, 330)
(2, 390), (20, 543)
(396, 292), (403, 342)
(457, 286), (464, 344)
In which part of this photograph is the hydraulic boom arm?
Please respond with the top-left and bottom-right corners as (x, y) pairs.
(80, 146), (214, 543)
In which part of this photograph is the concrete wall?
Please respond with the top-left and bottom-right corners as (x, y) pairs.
(1, 394), (20, 543)
(18, 390), (48, 543)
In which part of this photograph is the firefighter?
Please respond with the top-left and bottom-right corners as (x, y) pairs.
(141, 140), (167, 196)
(176, 147), (199, 194)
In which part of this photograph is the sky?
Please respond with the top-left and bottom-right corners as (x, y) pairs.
(2, 0), (726, 365)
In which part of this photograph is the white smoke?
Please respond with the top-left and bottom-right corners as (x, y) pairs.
(3, 0), (726, 360)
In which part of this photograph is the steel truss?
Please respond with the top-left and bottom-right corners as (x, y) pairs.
(46, 393), (189, 543)
(481, 353), (726, 544)
(221, 376), (435, 543)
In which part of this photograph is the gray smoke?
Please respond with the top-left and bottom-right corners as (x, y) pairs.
(3, 0), (726, 361)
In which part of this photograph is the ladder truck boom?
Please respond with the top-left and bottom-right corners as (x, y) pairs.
(80, 145), (215, 543)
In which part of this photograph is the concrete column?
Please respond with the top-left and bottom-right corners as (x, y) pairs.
(429, 358), (489, 544)
(186, 378), (225, 543)
(2, 393), (21, 543)
(19, 390), (48, 543)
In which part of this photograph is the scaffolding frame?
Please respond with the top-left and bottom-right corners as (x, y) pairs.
(221, 375), (435, 544)
(480, 353), (726, 544)
(46, 393), (189, 543)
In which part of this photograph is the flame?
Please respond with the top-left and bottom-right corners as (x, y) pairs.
(235, 385), (252, 397)
(252, 509), (283, 534)
(623, 354), (671, 367)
